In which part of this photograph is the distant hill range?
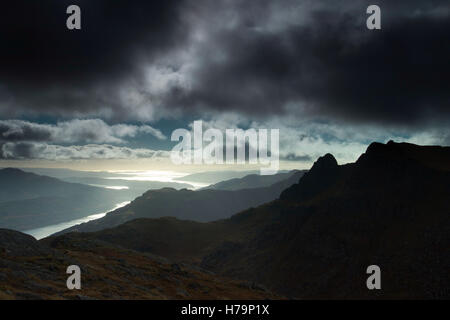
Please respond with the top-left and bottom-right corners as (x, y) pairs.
(51, 141), (450, 299)
(20, 167), (193, 194)
(0, 168), (192, 231)
(55, 170), (305, 234)
(0, 168), (129, 230)
(205, 170), (305, 191)
(174, 170), (270, 184)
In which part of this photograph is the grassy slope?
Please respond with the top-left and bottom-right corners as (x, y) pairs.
(0, 229), (278, 300)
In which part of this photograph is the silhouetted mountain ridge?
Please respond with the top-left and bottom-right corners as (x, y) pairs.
(280, 153), (341, 202)
(54, 141), (450, 299)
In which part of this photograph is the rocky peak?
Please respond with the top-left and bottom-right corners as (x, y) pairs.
(280, 153), (340, 201)
(356, 141), (414, 169)
(309, 153), (338, 173)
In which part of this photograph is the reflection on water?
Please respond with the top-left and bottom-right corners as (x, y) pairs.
(105, 170), (209, 189)
(23, 171), (211, 240)
(170, 180), (209, 189)
(107, 170), (187, 182)
(88, 184), (129, 190)
(24, 201), (131, 240)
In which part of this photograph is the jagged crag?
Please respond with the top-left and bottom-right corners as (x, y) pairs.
(1, 141), (449, 299)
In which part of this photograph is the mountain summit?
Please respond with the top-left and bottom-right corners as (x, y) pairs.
(51, 141), (450, 299)
(280, 153), (339, 202)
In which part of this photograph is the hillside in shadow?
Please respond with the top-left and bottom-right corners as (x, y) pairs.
(49, 141), (450, 299)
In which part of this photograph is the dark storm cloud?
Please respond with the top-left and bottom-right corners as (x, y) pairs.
(282, 153), (313, 162)
(0, 0), (449, 126)
(0, 119), (166, 144)
(0, 0), (188, 117)
(165, 0), (450, 125)
(0, 142), (168, 160)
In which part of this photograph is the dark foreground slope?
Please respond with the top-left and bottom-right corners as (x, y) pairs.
(56, 171), (304, 234)
(55, 141), (450, 299)
(0, 229), (278, 299)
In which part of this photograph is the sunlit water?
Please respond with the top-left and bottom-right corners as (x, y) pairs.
(22, 171), (210, 240)
(88, 184), (130, 190)
(105, 170), (209, 189)
(24, 201), (131, 240)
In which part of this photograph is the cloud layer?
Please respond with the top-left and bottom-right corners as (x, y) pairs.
(0, 142), (168, 161)
(0, 0), (448, 127)
(0, 119), (167, 160)
(0, 0), (189, 120)
(0, 119), (165, 144)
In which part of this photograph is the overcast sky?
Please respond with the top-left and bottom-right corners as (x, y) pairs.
(0, 0), (449, 171)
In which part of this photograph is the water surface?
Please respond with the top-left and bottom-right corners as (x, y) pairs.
(24, 201), (131, 240)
